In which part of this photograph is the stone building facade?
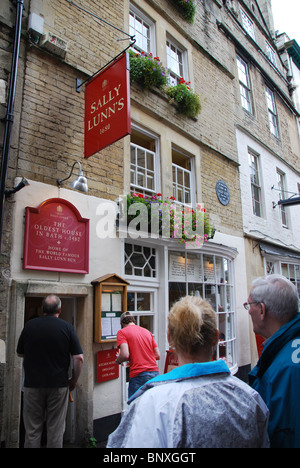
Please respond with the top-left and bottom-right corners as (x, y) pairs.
(0, 0), (299, 447)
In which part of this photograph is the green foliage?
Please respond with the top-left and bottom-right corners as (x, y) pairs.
(129, 50), (202, 119)
(128, 50), (169, 90)
(173, 0), (197, 23)
(167, 78), (201, 119)
(87, 437), (97, 448)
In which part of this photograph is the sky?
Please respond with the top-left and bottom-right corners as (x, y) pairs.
(271, 0), (300, 44)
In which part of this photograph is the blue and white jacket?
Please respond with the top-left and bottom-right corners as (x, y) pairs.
(107, 360), (269, 448)
(249, 313), (300, 448)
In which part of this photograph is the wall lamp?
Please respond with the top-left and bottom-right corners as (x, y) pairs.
(5, 177), (29, 198)
(57, 161), (88, 193)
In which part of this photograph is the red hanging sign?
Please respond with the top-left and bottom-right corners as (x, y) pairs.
(84, 52), (131, 159)
(23, 198), (89, 274)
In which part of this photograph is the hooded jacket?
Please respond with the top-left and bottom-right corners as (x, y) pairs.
(107, 360), (269, 448)
(249, 313), (300, 448)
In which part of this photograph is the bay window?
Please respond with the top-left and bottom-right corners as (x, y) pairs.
(168, 251), (237, 369)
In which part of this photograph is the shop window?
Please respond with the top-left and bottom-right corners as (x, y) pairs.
(265, 260), (275, 275)
(125, 243), (157, 278)
(265, 258), (300, 296)
(127, 291), (155, 334)
(168, 251), (236, 369)
(281, 263), (300, 296)
(130, 127), (160, 197)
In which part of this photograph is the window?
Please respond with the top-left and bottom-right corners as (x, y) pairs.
(236, 55), (252, 113)
(281, 263), (300, 296)
(130, 128), (160, 196)
(265, 260), (275, 275)
(166, 37), (186, 85)
(168, 251), (237, 369)
(240, 8), (255, 40)
(277, 169), (288, 227)
(265, 259), (300, 297)
(129, 5), (155, 54)
(172, 148), (195, 206)
(127, 291), (156, 334)
(125, 243), (157, 278)
(123, 286), (157, 406)
(266, 41), (276, 66)
(249, 151), (262, 217)
(266, 86), (279, 138)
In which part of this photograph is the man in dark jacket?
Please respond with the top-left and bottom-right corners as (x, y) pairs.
(246, 274), (300, 448)
(17, 295), (84, 448)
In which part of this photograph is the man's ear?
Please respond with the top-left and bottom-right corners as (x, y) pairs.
(260, 302), (267, 321)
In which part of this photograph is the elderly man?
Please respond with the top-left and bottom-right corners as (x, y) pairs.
(246, 274), (300, 448)
(17, 295), (84, 448)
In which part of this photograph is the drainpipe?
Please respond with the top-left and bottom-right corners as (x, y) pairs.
(0, 0), (24, 250)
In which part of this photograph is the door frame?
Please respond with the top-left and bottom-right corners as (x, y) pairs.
(4, 280), (94, 448)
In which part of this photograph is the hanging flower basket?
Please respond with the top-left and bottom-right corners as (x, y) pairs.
(128, 50), (169, 90)
(167, 78), (201, 119)
(172, 0), (197, 23)
(120, 193), (215, 247)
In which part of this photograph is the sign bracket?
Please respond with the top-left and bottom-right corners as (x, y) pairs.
(76, 39), (135, 92)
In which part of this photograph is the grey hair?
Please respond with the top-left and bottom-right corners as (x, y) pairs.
(251, 274), (299, 323)
(42, 295), (62, 315)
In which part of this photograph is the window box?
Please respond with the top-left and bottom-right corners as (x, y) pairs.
(128, 50), (169, 90)
(167, 78), (201, 119)
(120, 193), (215, 247)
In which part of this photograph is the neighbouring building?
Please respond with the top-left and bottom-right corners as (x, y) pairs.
(0, 0), (299, 447)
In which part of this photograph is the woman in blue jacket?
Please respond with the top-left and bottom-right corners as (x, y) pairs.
(247, 274), (300, 448)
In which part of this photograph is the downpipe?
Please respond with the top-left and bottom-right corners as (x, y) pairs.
(0, 0), (24, 250)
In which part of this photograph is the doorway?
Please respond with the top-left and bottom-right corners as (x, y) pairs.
(20, 296), (78, 447)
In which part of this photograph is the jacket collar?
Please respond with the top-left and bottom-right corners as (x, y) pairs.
(128, 360), (230, 404)
(250, 313), (300, 381)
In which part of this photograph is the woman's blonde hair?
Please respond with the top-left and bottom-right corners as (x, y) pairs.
(168, 296), (217, 356)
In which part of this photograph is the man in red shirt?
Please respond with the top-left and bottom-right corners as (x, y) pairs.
(115, 312), (160, 399)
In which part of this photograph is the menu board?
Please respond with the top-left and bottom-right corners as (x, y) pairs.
(93, 273), (129, 343)
(100, 292), (122, 341)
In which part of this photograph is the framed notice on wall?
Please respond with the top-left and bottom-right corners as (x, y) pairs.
(92, 274), (130, 343)
(23, 198), (89, 274)
(101, 292), (122, 340)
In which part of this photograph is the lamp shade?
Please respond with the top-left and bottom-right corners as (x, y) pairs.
(70, 174), (88, 193)
(57, 161), (88, 193)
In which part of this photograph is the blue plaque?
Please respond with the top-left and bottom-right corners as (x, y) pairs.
(216, 180), (230, 206)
